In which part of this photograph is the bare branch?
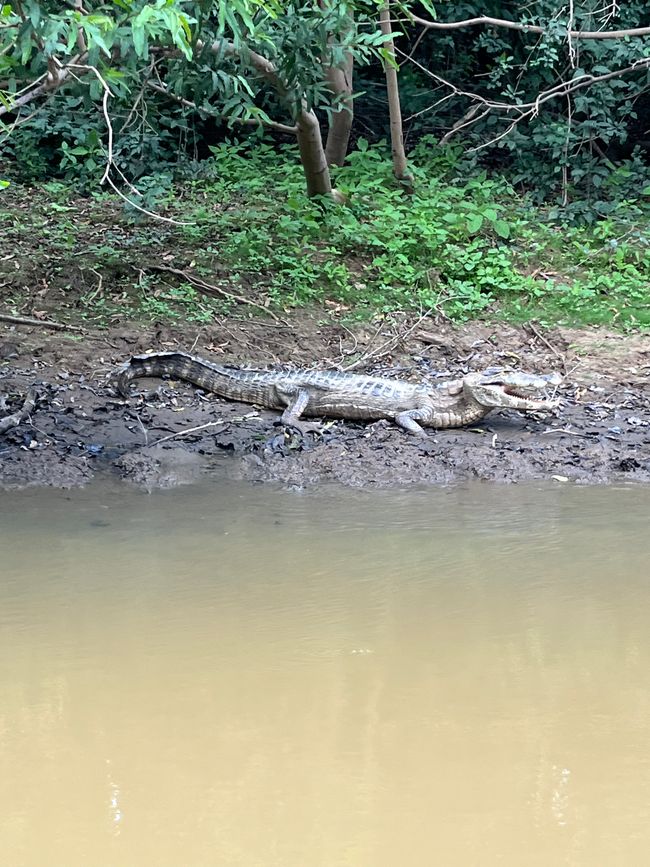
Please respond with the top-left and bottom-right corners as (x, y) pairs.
(406, 13), (650, 40)
(0, 54), (85, 118)
(145, 264), (282, 320)
(74, 0), (87, 53)
(396, 45), (650, 147)
(148, 420), (227, 447)
(104, 175), (193, 225)
(440, 106), (491, 145)
(63, 61), (193, 224)
(0, 312), (82, 331)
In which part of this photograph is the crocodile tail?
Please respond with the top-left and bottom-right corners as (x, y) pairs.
(115, 351), (223, 397)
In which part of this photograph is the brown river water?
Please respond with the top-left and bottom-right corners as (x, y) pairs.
(1, 481), (649, 867)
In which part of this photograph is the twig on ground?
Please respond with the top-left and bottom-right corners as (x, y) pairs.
(134, 411), (149, 446)
(541, 428), (591, 437)
(335, 317), (384, 368)
(0, 388), (38, 434)
(525, 322), (565, 361)
(0, 312), (83, 332)
(149, 420), (227, 447)
(341, 310), (434, 371)
(226, 318), (291, 329)
(144, 264), (284, 322)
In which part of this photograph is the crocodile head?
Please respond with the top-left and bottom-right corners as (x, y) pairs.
(462, 368), (562, 412)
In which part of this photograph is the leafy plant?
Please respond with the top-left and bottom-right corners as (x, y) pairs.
(2, 139), (649, 329)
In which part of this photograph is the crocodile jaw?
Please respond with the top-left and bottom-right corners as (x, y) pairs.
(463, 371), (561, 412)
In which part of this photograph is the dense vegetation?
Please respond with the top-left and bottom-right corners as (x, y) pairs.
(2, 1), (650, 328)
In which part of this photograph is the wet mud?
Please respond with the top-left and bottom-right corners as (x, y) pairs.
(1, 314), (649, 489)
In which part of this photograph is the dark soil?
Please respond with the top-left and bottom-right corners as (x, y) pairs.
(1, 312), (649, 490)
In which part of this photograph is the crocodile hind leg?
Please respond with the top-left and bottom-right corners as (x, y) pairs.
(394, 408), (430, 437)
(276, 387), (322, 435)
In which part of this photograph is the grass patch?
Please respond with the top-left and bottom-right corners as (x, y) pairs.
(2, 140), (650, 329)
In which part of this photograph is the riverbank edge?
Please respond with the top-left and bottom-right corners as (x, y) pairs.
(1, 312), (649, 490)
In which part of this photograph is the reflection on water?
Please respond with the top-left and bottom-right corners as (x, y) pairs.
(0, 481), (649, 867)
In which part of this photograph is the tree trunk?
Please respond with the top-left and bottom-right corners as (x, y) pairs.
(296, 107), (343, 200)
(209, 40), (342, 201)
(324, 53), (354, 166)
(379, 2), (413, 188)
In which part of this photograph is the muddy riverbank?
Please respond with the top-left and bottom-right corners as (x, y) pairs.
(1, 313), (649, 489)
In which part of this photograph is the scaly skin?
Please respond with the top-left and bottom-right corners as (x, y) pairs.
(116, 352), (561, 434)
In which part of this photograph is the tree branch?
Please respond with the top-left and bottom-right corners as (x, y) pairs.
(204, 38), (286, 95)
(403, 43), (650, 115)
(146, 80), (297, 134)
(0, 53), (86, 117)
(406, 13), (650, 40)
(397, 45), (650, 147)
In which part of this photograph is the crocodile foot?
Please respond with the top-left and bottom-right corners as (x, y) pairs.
(274, 419), (322, 438)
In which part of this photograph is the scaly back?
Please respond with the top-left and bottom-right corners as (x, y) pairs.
(116, 351), (423, 408)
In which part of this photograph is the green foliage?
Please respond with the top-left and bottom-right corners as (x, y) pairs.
(0, 90), (201, 187)
(2, 140), (649, 328)
(394, 0), (650, 210)
(0, 0), (392, 179)
(3, 0), (650, 215)
(177, 141), (650, 325)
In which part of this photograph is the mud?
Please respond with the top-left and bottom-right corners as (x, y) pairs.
(1, 313), (649, 490)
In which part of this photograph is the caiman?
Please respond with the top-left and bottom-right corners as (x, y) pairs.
(116, 351), (561, 435)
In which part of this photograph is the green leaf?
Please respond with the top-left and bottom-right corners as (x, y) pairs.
(642, 186), (650, 196)
(66, 23), (80, 53)
(466, 214), (484, 233)
(378, 46), (398, 69)
(83, 23), (111, 56)
(131, 23), (146, 58)
(418, 0), (437, 17)
(493, 220), (511, 239)
(178, 12), (192, 43)
(26, 0), (40, 29)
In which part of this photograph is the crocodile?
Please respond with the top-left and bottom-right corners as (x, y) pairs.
(116, 351), (561, 435)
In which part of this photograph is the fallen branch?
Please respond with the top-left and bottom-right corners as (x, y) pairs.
(0, 387), (38, 434)
(149, 419), (226, 446)
(541, 428), (591, 437)
(0, 312), (83, 331)
(145, 264), (283, 322)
